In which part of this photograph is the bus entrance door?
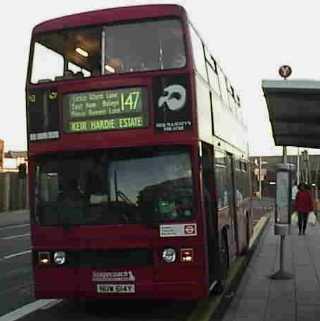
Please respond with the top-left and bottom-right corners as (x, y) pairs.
(225, 153), (239, 259)
(201, 143), (219, 286)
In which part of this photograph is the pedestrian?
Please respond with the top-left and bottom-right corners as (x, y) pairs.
(294, 183), (313, 235)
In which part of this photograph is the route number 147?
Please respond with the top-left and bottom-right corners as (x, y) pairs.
(120, 91), (141, 111)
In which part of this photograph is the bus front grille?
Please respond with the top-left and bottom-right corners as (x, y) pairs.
(65, 249), (153, 268)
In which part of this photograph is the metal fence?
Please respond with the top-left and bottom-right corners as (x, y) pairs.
(0, 172), (28, 212)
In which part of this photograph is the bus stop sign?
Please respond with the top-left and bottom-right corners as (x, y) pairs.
(278, 65), (292, 79)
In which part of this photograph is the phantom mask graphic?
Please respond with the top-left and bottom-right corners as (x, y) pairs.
(158, 84), (186, 111)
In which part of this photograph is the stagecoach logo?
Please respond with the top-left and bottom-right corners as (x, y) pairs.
(158, 84), (186, 111)
(92, 271), (135, 282)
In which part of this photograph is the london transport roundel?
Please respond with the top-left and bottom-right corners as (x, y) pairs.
(184, 224), (195, 235)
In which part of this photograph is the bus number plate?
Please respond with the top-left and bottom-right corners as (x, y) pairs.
(97, 284), (135, 293)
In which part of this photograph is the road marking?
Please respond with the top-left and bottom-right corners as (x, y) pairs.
(40, 299), (63, 310)
(3, 250), (31, 260)
(2, 233), (30, 240)
(0, 299), (61, 321)
(0, 224), (29, 231)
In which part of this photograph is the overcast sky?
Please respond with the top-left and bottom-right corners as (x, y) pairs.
(1, 0), (320, 155)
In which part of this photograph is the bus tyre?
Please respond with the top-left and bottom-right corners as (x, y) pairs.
(220, 232), (230, 279)
(213, 234), (229, 296)
(213, 280), (225, 295)
(246, 211), (250, 249)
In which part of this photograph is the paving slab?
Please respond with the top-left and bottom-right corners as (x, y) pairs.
(222, 220), (320, 321)
(297, 304), (320, 321)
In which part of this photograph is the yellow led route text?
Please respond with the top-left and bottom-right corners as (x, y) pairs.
(69, 116), (144, 132)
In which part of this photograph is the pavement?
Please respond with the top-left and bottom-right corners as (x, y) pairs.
(0, 209), (30, 227)
(222, 219), (320, 321)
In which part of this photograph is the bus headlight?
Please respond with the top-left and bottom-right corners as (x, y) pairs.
(162, 248), (176, 263)
(53, 251), (66, 265)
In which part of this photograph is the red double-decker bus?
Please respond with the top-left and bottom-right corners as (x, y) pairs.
(26, 4), (252, 300)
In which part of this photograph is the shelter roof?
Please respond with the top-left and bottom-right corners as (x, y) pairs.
(262, 80), (320, 148)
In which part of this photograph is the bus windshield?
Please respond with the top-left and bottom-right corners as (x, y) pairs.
(34, 147), (193, 226)
(30, 19), (186, 84)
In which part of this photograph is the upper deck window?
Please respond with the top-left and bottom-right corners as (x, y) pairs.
(31, 27), (100, 84)
(189, 26), (207, 80)
(31, 43), (64, 83)
(103, 19), (186, 74)
(29, 19), (186, 84)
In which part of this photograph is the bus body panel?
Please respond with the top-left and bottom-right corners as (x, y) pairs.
(33, 5), (188, 35)
(26, 4), (252, 300)
(32, 224), (207, 300)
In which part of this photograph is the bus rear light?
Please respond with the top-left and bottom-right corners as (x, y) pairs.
(38, 251), (50, 265)
(180, 248), (194, 263)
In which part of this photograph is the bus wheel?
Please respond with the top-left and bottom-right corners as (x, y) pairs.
(213, 233), (229, 295)
(212, 280), (224, 295)
(246, 211), (250, 246)
(220, 231), (230, 279)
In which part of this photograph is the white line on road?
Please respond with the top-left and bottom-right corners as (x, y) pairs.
(40, 299), (63, 310)
(1, 234), (30, 240)
(0, 299), (61, 321)
(0, 224), (29, 231)
(3, 250), (31, 260)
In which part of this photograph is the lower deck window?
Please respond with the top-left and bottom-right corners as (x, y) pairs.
(34, 147), (193, 226)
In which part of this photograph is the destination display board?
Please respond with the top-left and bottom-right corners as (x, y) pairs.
(63, 87), (147, 133)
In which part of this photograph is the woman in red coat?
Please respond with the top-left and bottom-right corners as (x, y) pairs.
(294, 183), (313, 235)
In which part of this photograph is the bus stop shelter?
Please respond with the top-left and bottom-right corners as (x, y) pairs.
(262, 79), (320, 280)
(262, 80), (320, 148)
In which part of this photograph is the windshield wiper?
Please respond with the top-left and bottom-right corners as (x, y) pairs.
(116, 190), (134, 205)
